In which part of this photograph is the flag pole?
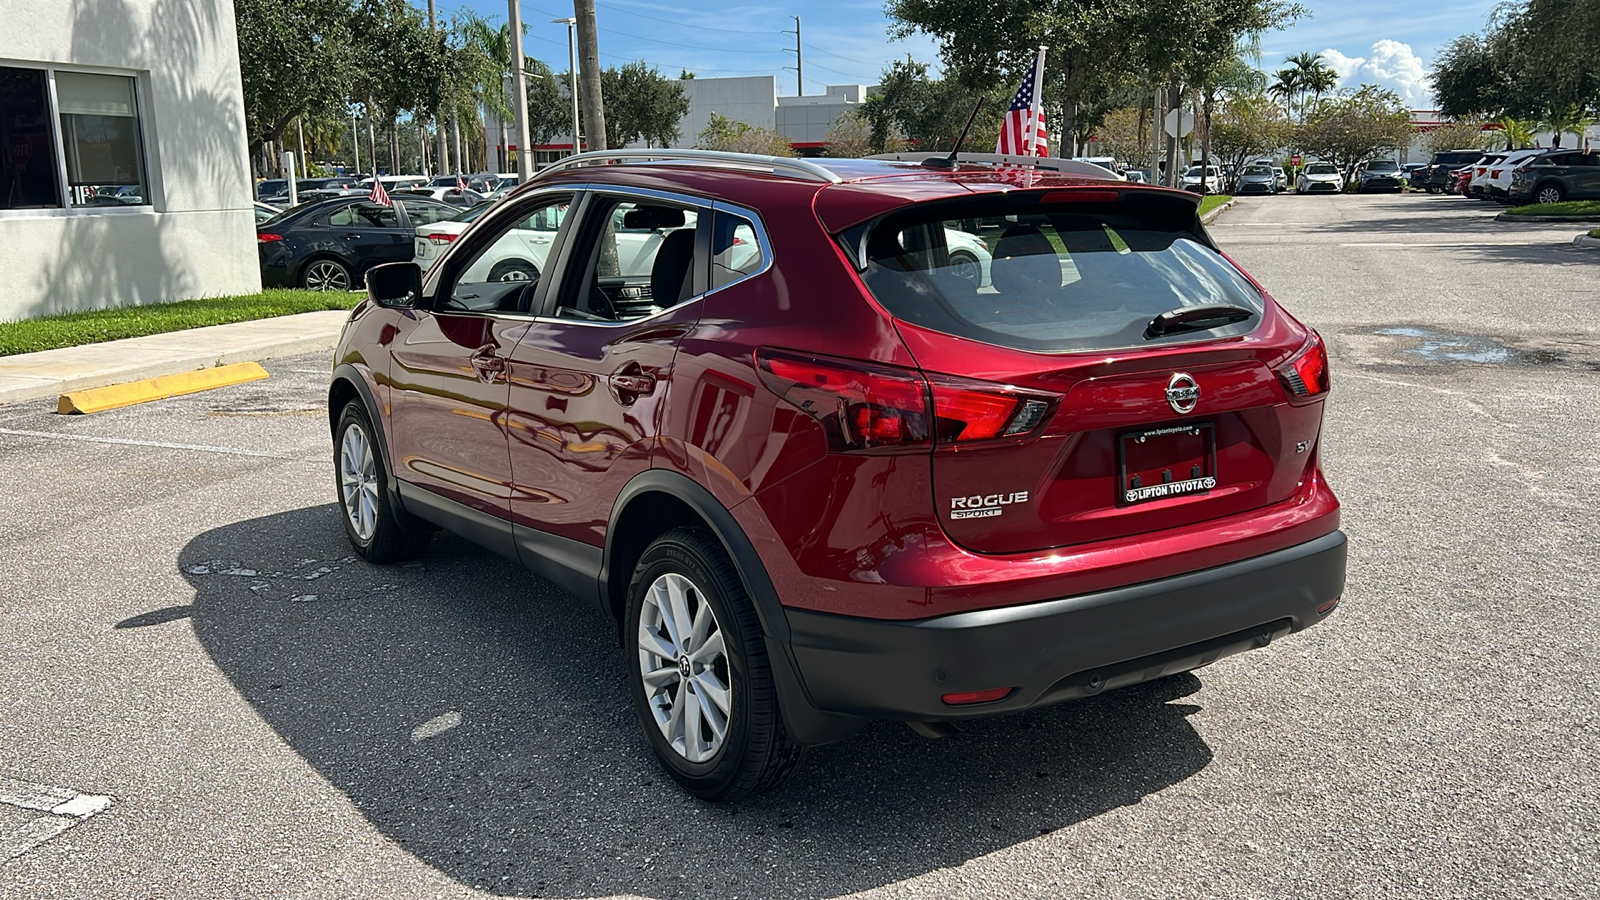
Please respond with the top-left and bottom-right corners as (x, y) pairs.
(1027, 46), (1048, 157)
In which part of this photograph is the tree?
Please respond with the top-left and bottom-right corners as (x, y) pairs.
(1296, 85), (1413, 177)
(822, 109), (904, 157)
(1541, 104), (1597, 149)
(696, 114), (796, 156)
(1433, 2), (1600, 129)
(1420, 119), (1493, 155)
(600, 63), (690, 148)
(235, 0), (355, 163)
(858, 60), (1002, 154)
(1210, 92), (1291, 175)
(350, 0), (446, 170)
(1089, 105), (1145, 166)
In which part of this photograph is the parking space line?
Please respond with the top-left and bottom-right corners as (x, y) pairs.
(0, 427), (309, 461)
(0, 775), (112, 863)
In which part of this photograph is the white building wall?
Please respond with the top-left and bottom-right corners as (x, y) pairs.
(776, 85), (875, 144)
(668, 76), (778, 149)
(0, 0), (259, 322)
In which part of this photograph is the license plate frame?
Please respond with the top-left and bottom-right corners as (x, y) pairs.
(1117, 422), (1217, 506)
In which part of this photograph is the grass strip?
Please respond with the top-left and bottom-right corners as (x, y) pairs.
(1501, 200), (1600, 217)
(1589, 228), (1600, 239)
(0, 290), (357, 356)
(1198, 195), (1233, 216)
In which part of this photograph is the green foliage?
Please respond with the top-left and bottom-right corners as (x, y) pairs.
(1420, 118), (1495, 154)
(234, 0), (356, 154)
(1295, 85), (1413, 174)
(696, 114), (796, 157)
(0, 291), (357, 356)
(822, 109), (902, 157)
(859, 60), (1003, 154)
(1497, 117), (1538, 150)
(1433, 1), (1600, 123)
(601, 63), (691, 148)
(1198, 194), (1233, 216)
(350, 0), (446, 123)
(1502, 200), (1600, 217)
(1210, 93), (1291, 173)
(1269, 50), (1338, 122)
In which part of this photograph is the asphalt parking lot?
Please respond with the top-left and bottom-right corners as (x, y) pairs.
(2, 193), (1597, 899)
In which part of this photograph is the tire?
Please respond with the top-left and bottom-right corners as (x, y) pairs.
(948, 251), (981, 287)
(301, 258), (353, 292)
(625, 527), (803, 802)
(487, 259), (539, 283)
(334, 401), (430, 563)
(1427, 185), (1441, 195)
(1536, 183), (1565, 205)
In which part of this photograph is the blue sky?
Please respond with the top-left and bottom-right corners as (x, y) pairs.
(430, 0), (1503, 108)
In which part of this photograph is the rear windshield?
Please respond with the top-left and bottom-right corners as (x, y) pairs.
(856, 195), (1264, 354)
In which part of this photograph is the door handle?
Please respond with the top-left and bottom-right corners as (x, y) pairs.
(608, 364), (657, 405)
(470, 348), (506, 382)
(341, 233), (363, 240)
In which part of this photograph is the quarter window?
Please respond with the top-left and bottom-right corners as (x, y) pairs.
(711, 210), (763, 290)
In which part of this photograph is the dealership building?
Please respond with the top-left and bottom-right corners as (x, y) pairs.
(0, 0), (260, 322)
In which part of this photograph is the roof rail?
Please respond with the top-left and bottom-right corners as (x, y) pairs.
(867, 152), (1123, 181)
(540, 148), (843, 184)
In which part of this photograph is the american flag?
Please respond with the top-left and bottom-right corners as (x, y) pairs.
(455, 174), (467, 193)
(368, 177), (391, 207)
(996, 48), (1048, 157)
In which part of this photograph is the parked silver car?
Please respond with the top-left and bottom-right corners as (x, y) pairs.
(1235, 163), (1279, 195)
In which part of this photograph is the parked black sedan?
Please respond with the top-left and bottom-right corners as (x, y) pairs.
(257, 196), (458, 291)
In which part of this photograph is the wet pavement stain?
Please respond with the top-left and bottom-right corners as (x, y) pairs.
(1371, 326), (1563, 366)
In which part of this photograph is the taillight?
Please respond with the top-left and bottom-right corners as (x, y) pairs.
(929, 377), (1056, 443)
(756, 349), (929, 452)
(427, 233), (457, 246)
(1277, 332), (1330, 399)
(754, 349), (1057, 453)
(257, 233), (282, 243)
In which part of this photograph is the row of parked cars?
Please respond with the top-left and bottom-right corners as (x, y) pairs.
(1413, 148), (1600, 204)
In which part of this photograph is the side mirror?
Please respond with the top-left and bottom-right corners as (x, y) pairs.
(366, 262), (421, 309)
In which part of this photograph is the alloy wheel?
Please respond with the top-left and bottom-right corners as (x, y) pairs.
(305, 261), (351, 291)
(339, 422), (380, 542)
(949, 254), (980, 286)
(1537, 186), (1564, 205)
(636, 571), (733, 763)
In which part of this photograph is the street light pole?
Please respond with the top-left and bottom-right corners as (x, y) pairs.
(553, 17), (579, 156)
(507, 0), (533, 179)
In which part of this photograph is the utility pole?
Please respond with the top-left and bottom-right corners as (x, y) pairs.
(783, 16), (802, 95)
(428, 0), (450, 176)
(351, 114), (360, 175)
(575, 0), (606, 151)
(552, 17), (580, 156)
(508, 0), (534, 179)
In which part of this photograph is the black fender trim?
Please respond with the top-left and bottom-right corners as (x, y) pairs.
(330, 363), (406, 515)
(605, 470), (866, 746)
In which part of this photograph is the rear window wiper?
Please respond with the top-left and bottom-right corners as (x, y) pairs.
(1144, 303), (1256, 339)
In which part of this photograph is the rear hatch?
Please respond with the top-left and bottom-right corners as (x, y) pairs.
(847, 187), (1327, 554)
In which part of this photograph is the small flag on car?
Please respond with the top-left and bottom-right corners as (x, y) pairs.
(368, 178), (391, 207)
(456, 174), (467, 193)
(996, 48), (1048, 157)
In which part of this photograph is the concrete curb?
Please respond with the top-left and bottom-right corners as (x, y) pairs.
(1574, 234), (1600, 249)
(1496, 212), (1600, 223)
(0, 309), (347, 408)
(57, 362), (271, 415)
(1201, 199), (1237, 225)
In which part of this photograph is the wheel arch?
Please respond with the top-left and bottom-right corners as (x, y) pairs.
(329, 364), (407, 517)
(297, 252), (355, 287)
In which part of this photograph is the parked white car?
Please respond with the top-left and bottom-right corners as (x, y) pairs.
(944, 229), (992, 287)
(1485, 149), (1543, 202)
(1180, 165), (1224, 193)
(1295, 161), (1344, 194)
(1466, 153), (1507, 199)
(395, 186), (488, 208)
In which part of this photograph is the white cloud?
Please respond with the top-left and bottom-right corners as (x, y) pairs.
(1318, 41), (1432, 108)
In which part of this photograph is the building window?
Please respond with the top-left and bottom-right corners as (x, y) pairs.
(56, 72), (147, 208)
(0, 65), (149, 212)
(0, 66), (62, 209)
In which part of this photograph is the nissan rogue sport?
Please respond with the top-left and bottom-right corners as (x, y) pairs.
(329, 149), (1347, 801)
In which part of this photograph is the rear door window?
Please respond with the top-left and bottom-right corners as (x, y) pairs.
(858, 196), (1263, 353)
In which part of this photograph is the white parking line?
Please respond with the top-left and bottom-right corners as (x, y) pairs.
(0, 427), (306, 460)
(0, 775), (112, 862)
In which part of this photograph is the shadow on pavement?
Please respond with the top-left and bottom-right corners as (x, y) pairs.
(180, 505), (1214, 899)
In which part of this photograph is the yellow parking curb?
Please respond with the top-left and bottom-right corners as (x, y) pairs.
(56, 362), (270, 415)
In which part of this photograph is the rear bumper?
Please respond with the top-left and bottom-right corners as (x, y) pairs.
(784, 530), (1346, 722)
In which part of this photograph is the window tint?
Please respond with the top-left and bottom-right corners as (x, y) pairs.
(447, 194), (572, 312)
(558, 198), (699, 322)
(326, 202), (398, 228)
(859, 200), (1264, 354)
(57, 71), (147, 208)
(711, 210), (762, 289)
(0, 66), (62, 209)
(399, 199), (451, 226)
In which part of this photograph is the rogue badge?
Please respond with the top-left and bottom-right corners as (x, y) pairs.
(1166, 372), (1199, 414)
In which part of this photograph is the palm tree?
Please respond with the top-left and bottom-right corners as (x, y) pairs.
(1280, 52), (1338, 123)
(1542, 104), (1596, 149)
(1498, 117), (1537, 151)
(453, 11), (516, 171)
(1269, 68), (1301, 120)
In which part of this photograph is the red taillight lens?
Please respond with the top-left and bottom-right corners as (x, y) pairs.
(942, 687), (1014, 705)
(1277, 332), (1330, 398)
(257, 233), (282, 243)
(929, 379), (1056, 443)
(756, 349), (930, 452)
(427, 232), (457, 246)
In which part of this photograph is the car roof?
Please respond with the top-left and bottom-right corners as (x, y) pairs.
(516, 150), (1198, 232)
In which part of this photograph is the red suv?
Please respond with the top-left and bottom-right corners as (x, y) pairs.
(329, 150), (1346, 801)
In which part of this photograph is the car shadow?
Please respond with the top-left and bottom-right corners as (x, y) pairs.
(180, 505), (1215, 899)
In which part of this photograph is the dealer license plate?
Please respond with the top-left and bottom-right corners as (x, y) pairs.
(1118, 423), (1217, 505)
